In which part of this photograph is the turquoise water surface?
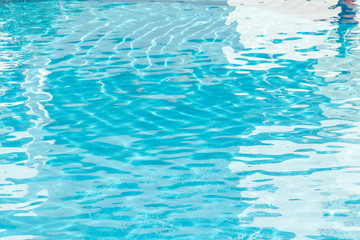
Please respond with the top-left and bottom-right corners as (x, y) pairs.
(1, 0), (360, 239)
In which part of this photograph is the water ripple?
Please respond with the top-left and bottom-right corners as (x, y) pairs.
(0, 0), (360, 239)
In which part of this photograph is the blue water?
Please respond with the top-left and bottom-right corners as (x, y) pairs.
(1, 0), (360, 239)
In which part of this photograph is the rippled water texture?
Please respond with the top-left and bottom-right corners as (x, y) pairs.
(1, 0), (360, 239)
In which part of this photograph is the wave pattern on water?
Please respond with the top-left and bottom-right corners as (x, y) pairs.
(0, 0), (360, 239)
(227, 0), (360, 239)
(0, 1), (248, 239)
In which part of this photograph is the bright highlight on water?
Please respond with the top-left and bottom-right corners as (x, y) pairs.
(1, 0), (360, 239)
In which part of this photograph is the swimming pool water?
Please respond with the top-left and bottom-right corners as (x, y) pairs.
(1, 0), (360, 239)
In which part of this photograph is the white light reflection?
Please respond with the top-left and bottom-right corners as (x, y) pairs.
(17, 58), (54, 213)
(224, 0), (340, 72)
(0, 36), (53, 219)
(0, 236), (38, 240)
(226, 0), (360, 238)
(230, 126), (360, 237)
